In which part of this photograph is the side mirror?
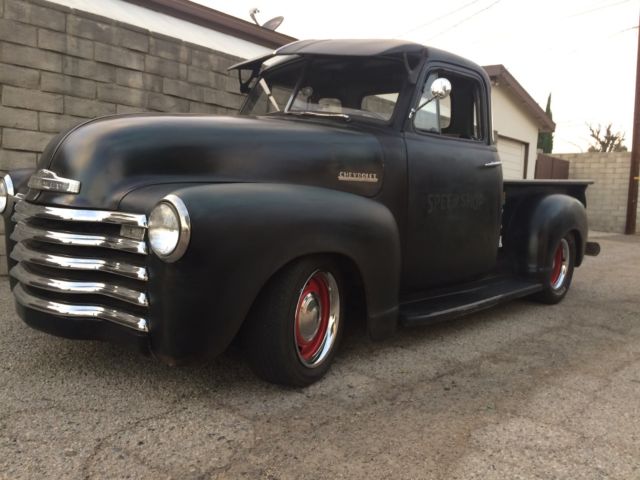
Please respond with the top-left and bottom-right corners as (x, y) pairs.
(412, 77), (453, 119)
(431, 78), (452, 100)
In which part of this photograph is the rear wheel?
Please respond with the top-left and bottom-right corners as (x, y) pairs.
(532, 233), (576, 304)
(242, 256), (343, 387)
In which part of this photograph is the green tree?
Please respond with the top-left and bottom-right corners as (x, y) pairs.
(587, 123), (628, 152)
(537, 93), (554, 153)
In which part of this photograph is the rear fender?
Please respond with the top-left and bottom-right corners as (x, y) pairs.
(508, 194), (587, 278)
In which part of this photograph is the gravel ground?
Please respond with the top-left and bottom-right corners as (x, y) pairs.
(0, 232), (639, 480)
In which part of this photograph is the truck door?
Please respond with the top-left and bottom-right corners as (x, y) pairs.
(403, 66), (502, 289)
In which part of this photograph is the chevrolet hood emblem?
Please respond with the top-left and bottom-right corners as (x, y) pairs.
(27, 169), (81, 194)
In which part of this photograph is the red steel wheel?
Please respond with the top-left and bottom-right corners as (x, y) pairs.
(242, 257), (344, 386)
(532, 233), (576, 305)
(550, 238), (570, 290)
(294, 271), (340, 368)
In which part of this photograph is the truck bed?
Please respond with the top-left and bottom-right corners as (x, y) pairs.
(503, 179), (593, 206)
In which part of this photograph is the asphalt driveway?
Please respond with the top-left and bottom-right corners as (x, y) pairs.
(1, 232), (639, 479)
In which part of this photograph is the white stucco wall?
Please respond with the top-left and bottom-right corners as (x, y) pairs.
(48, 0), (272, 59)
(491, 85), (541, 179)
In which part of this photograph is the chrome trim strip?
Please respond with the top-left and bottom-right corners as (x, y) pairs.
(27, 169), (80, 194)
(482, 161), (502, 168)
(14, 201), (147, 227)
(11, 243), (148, 281)
(11, 264), (148, 307)
(13, 284), (148, 332)
(11, 222), (147, 255)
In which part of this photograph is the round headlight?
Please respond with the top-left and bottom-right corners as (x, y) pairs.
(0, 174), (14, 214)
(0, 178), (8, 214)
(148, 195), (190, 262)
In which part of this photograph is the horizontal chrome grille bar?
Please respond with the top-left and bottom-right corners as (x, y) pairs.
(11, 222), (147, 255)
(13, 284), (148, 332)
(11, 243), (148, 281)
(11, 264), (148, 307)
(14, 201), (147, 227)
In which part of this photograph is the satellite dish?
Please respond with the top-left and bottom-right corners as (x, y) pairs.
(248, 8), (284, 31)
(262, 16), (284, 31)
(249, 8), (260, 25)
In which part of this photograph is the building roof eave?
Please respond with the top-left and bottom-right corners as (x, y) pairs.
(483, 64), (556, 133)
(123, 0), (296, 49)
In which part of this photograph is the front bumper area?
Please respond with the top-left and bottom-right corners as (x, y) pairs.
(14, 284), (148, 332)
(6, 198), (151, 347)
(15, 297), (149, 352)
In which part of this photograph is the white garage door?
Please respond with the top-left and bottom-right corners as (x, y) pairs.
(497, 136), (526, 179)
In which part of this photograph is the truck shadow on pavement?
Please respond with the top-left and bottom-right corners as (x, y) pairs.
(19, 297), (553, 392)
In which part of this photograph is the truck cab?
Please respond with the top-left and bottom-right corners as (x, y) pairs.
(1, 39), (598, 386)
(236, 41), (503, 289)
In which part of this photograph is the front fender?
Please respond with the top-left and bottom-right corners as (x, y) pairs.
(126, 183), (401, 362)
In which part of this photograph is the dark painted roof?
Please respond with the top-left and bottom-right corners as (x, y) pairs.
(276, 39), (427, 56)
(229, 39), (428, 71)
(229, 38), (483, 76)
(483, 64), (555, 133)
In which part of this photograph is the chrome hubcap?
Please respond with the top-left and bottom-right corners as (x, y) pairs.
(551, 238), (570, 290)
(294, 270), (340, 368)
(297, 292), (321, 342)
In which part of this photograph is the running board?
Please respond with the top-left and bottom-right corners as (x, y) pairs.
(400, 277), (543, 327)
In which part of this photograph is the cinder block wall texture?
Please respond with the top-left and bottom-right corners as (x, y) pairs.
(554, 152), (636, 233)
(0, 0), (246, 273)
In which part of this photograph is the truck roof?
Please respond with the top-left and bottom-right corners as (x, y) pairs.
(229, 39), (483, 75)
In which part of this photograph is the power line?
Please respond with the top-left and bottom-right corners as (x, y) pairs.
(436, 0), (637, 50)
(426, 0), (504, 41)
(397, 0), (485, 37)
(604, 24), (639, 40)
(554, 137), (586, 153)
(561, 25), (638, 56)
(563, 0), (635, 19)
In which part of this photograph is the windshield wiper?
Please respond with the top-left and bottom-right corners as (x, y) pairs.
(281, 111), (351, 121)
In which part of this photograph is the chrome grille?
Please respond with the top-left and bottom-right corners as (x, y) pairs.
(9, 200), (149, 332)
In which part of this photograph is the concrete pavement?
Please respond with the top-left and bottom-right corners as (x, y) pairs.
(1, 233), (639, 479)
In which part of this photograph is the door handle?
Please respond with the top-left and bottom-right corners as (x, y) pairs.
(482, 161), (502, 168)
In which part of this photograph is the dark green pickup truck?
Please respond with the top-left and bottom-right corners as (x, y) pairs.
(0, 39), (599, 386)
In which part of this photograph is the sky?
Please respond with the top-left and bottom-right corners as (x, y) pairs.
(195, 0), (639, 153)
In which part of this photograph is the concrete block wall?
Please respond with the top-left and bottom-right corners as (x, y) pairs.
(0, 0), (247, 273)
(554, 152), (635, 233)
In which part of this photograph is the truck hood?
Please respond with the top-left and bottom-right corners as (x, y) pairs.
(32, 114), (385, 210)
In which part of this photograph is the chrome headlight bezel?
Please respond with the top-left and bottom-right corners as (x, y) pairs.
(148, 194), (191, 263)
(0, 173), (15, 214)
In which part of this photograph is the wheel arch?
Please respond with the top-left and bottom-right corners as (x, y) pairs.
(245, 251), (369, 335)
(506, 193), (588, 279)
(570, 228), (584, 267)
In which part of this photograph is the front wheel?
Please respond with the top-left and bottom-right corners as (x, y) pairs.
(532, 233), (576, 304)
(242, 257), (343, 387)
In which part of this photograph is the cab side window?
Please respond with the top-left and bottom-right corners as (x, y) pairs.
(414, 71), (483, 141)
(414, 73), (450, 133)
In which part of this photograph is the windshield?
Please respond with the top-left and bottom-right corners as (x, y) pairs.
(240, 56), (407, 122)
